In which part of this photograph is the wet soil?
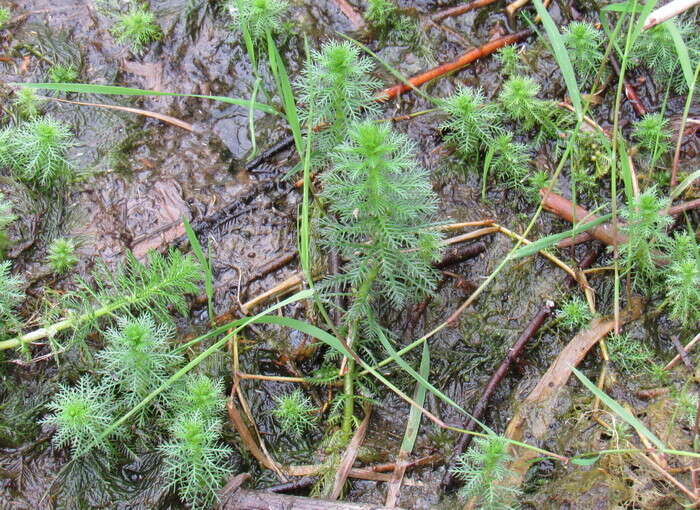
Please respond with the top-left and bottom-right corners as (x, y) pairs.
(1, 0), (698, 509)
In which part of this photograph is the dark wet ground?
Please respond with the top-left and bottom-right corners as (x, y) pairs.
(1, 0), (699, 509)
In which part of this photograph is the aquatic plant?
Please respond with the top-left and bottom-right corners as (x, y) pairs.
(97, 315), (182, 412)
(556, 296), (592, 330)
(0, 194), (16, 232)
(631, 20), (700, 93)
(632, 113), (673, 167)
(320, 120), (443, 322)
(47, 237), (78, 273)
(111, 5), (162, 55)
(439, 86), (503, 158)
(226, 0), (289, 41)
(495, 45), (523, 77)
(0, 7), (9, 29)
(486, 133), (531, 189)
(170, 374), (226, 420)
(0, 249), (202, 351)
(563, 21), (603, 85)
(619, 187), (672, 288)
(2, 117), (74, 187)
(450, 435), (520, 510)
(12, 87), (44, 119)
(664, 233), (700, 327)
(498, 75), (559, 135)
(271, 389), (316, 437)
(160, 412), (233, 509)
(49, 64), (79, 83)
(606, 333), (654, 374)
(365, 0), (397, 33)
(526, 169), (551, 201)
(41, 376), (119, 455)
(0, 261), (24, 331)
(297, 41), (380, 148)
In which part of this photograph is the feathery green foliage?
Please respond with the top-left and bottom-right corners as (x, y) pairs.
(0, 261), (24, 332)
(97, 315), (182, 412)
(632, 20), (700, 93)
(0, 7), (9, 29)
(11, 87), (44, 119)
(226, 0), (288, 41)
(49, 64), (79, 83)
(499, 75), (559, 135)
(111, 5), (162, 55)
(487, 133), (531, 188)
(47, 237), (78, 273)
(320, 120), (443, 321)
(272, 389), (317, 437)
(495, 46), (523, 77)
(607, 333), (654, 374)
(664, 233), (700, 327)
(440, 86), (503, 158)
(42, 376), (120, 455)
(297, 41), (380, 149)
(170, 374), (226, 419)
(365, 0), (397, 33)
(450, 435), (520, 510)
(0, 194), (16, 232)
(159, 412), (233, 509)
(1, 117), (75, 187)
(563, 22), (603, 85)
(632, 113), (673, 167)
(556, 296), (592, 330)
(619, 187), (672, 288)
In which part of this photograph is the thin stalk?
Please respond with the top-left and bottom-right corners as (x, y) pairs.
(670, 59), (700, 187)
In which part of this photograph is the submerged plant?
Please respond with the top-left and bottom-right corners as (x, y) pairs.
(619, 187), (672, 288)
(0, 249), (202, 352)
(97, 314), (182, 412)
(563, 21), (603, 84)
(632, 113), (673, 167)
(607, 333), (654, 374)
(365, 0), (397, 33)
(160, 413), (233, 509)
(111, 5), (162, 55)
(271, 389), (316, 437)
(450, 435), (520, 510)
(226, 0), (289, 41)
(47, 237), (78, 273)
(297, 41), (380, 149)
(3, 117), (74, 187)
(440, 86), (503, 158)
(170, 374), (226, 420)
(0, 260), (24, 330)
(0, 194), (16, 232)
(41, 376), (119, 455)
(486, 133), (531, 189)
(495, 46), (523, 77)
(0, 7), (9, 29)
(664, 233), (700, 327)
(49, 64), (79, 83)
(556, 296), (592, 330)
(499, 75), (559, 136)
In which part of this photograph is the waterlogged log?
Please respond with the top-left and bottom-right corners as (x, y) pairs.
(219, 489), (406, 510)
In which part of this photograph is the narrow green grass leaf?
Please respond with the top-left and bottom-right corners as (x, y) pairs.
(400, 342), (429, 453)
(572, 366), (665, 450)
(571, 455), (601, 466)
(665, 21), (694, 91)
(183, 216), (214, 325)
(671, 169), (700, 199)
(618, 137), (636, 204)
(532, 0), (582, 121)
(511, 213), (611, 259)
(12, 82), (279, 115)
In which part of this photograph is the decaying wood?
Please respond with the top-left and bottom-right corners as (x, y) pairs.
(240, 273), (304, 314)
(378, 30), (532, 100)
(609, 55), (647, 117)
(665, 333), (700, 371)
(219, 488), (405, 510)
(504, 298), (643, 482)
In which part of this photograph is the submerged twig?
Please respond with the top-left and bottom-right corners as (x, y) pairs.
(431, 0), (501, 23)
(378, 30), (532, 100)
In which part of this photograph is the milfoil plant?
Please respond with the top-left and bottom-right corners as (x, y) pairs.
(319, 120), (443, 433)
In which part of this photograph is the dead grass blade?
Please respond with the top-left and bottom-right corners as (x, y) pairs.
(330, 405), (372, 500)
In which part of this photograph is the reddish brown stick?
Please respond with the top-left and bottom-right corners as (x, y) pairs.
(610, 54), (647, 117)
(541, 190), (700, 249)
(333, 0), (366, 30)
(431, 0), (501, 22)
(441, 302), (553, 490)
(378, 30), (532, 100)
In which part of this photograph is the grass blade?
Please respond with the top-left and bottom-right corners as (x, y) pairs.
(671, 169), (700, 199)
(665, 20), (694, 91)
(532, 0), (582, 120)
(572, 366), (665, 450)
(12, 82), (279, 115)
(511, 214), (611, 259)
(183, 217), (214, 325)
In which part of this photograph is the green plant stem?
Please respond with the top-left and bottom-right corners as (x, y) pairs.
(341, 264), (379, 435)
